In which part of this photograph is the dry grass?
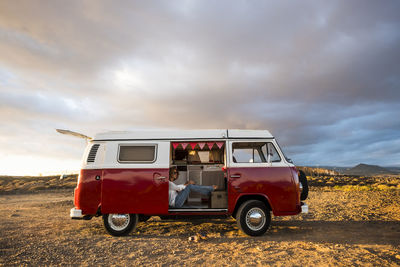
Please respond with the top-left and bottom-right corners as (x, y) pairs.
(0, 174), (400, 265)
(1, 189), (400, 266)
(0, 175), (77, 194)
(308, 175), (400, 191)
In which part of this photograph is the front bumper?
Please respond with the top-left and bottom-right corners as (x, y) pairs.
(301, 202), (308, 214)
(70, 208), (83, 219)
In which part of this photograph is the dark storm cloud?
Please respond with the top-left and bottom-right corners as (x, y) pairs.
(0, 0), (400, 174)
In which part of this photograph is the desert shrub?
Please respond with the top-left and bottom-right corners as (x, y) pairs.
(376, 184), (391, 191)
(30, 186), (46, 191)
(62, 182), (77, 188)
(334, 184), (398, 191)
(334, 185), (371, 191)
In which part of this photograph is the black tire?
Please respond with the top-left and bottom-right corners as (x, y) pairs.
(236, 200), (271, 236)
(103, 213), (138, 236)
(298, 170), (309, 201)
(138, 215), (151, 222)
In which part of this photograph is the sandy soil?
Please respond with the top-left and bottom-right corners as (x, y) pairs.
(1, 183), (400, 265)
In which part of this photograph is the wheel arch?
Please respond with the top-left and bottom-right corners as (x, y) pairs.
(232, 194), (273, 219)
(96, 205), (102, 216)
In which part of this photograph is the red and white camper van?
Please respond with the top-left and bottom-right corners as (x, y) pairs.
(60, 129), (308, 236)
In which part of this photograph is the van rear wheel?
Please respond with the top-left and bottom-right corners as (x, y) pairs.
(236, 200), (271, 236)
(103, 213), (138, 236)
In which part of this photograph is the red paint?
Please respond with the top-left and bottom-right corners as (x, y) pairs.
(74, 169), (102, 215)
(75, 166), (301, 217)
(101, 168), (169, 214)
(227, 166), (300, 216)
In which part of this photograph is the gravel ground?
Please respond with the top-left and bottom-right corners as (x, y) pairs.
(1, 187), (399, 266)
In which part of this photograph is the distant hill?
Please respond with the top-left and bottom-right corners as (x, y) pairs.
(343, 163), (397, 176)
(316, 166), (350, 174)
(298, 166), (339, 176)
(299, 164), (400, 177)
(386, 166), (400, 173)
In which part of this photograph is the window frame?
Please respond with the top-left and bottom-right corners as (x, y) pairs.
(230, 140), (283, 166)
(117, 144), (158, 164)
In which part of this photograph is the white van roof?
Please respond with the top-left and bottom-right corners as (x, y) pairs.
(93, 129), (273, 141)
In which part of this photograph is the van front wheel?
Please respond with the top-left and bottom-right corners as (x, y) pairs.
(103, 213), (138, 236)
(236, 200), (271, 236)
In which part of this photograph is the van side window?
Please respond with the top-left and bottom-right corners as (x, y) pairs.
(232, 142), (266, 163)
(118, 145), (156, 162)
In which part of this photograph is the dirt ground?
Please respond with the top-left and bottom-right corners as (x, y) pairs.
(1, 185), (400, 266)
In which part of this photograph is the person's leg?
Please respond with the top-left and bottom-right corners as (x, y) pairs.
(174, 184), (215, 208)
(174, 185), (192, 208)
(189, 184), (214, 195)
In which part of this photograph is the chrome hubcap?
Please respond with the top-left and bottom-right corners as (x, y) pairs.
(108, 214), (130, 231)
(246, 208), (266, 231)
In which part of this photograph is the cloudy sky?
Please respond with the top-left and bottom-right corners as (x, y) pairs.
(1, 1), (400, 175)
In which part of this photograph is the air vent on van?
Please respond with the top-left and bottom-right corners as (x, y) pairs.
(87, 144), (100, 163)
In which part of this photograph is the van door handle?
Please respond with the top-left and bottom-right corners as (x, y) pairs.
(230, 174), (241, 178)
(154, 176), (166, 180)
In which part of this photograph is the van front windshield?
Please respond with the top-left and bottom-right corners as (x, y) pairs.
(275, 140), (293, 163)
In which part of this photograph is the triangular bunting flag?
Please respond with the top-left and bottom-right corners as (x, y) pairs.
(207, 142), (215, 149)
(172, 143), (180, 149)
(190, 142), (197, 149)
(181, 143), (189, 149)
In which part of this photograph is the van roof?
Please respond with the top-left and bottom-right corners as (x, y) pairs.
(93, 129), (273, 141)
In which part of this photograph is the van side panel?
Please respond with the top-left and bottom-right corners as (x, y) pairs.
(74, 169), (102, 215)
(101, 168), (169, 214)
(228, 167), (300, 215)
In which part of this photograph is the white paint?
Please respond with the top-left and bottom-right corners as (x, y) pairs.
(82, 141), (170, 169)
(81, 130), (292, 170)
(93, 129), (273, 141)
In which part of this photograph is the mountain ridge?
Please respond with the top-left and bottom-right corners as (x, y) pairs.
(300, 163), (400, 176)
(343, 163), (396, 176)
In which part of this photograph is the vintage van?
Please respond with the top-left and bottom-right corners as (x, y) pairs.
(60, 129), (308, 236)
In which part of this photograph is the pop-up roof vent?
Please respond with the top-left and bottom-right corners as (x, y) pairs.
(87, 144), (100, 163)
